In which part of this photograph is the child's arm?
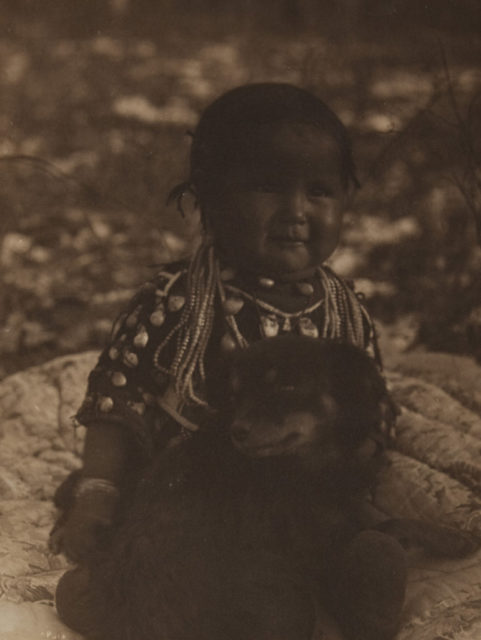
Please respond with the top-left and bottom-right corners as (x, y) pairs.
(328, 268), (399, 443)
(52, 267), (191, 560)
(53, 423), (127, 562)
(81, 421), (127, 482)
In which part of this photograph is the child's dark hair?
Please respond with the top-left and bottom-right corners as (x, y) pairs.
(169, 83), (359, 212)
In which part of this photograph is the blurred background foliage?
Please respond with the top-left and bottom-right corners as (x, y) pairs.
(0, 0), (480, 376)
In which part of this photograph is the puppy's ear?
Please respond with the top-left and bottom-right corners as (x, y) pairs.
(323, 343), (388, 446)
(204, 349), (240, 411)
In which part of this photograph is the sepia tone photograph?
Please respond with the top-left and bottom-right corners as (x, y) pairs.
(0, 1), (480, 638)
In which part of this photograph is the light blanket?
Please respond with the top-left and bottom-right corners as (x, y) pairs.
(0, 351), (480, 639)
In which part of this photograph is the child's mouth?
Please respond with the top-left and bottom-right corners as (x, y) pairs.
(269, 235), (308, 247)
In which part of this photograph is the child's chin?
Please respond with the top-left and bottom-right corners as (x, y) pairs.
(260, 256), (316, 276)
(234, 247), (321, 277)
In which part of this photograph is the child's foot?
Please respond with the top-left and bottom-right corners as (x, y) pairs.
(55, 566), (98, 636)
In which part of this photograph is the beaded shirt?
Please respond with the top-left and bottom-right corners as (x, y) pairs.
(76, 256), (380, 455)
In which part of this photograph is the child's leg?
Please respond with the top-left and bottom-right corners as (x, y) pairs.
(55, 566), (99, 637)
(215, 552), (322, 640)
(331, 530), (407, 640)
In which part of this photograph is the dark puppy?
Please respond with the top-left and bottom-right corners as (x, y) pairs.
(80, 336), (477, 640)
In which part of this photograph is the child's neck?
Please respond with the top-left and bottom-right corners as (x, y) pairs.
(220, 261), (320, 285)
(219, 262), (323, 314)
(273, 266), (320, 283)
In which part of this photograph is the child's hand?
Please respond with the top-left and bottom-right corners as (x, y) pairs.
(50, 484), (119, 563)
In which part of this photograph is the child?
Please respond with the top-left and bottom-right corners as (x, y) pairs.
(52, 82), (391, 633)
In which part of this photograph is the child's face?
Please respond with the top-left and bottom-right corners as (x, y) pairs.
(205, 122), (347, 276)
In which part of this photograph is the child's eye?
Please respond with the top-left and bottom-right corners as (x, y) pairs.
(308, 184), (331, 198)
(251, 182), (281, 193)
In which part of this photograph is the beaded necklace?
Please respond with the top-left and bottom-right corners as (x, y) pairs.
(153, 240), (375, 409)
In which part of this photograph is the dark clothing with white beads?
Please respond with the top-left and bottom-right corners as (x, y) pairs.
(76, 258), (380, 459)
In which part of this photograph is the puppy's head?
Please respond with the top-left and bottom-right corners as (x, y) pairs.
(208, 336), (388, 460)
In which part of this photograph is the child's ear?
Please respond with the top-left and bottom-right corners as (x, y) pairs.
(166, 182), (200, 221)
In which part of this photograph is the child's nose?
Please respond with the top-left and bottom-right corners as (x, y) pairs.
(279, 189), (308, 223)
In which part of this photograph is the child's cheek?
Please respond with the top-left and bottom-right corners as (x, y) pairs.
(321, 202), (344, 231)
(230, 196), (271, 237)
(309, 213), (343, 260)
